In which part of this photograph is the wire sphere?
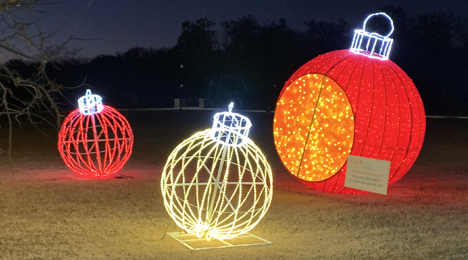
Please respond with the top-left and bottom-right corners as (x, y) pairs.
(58, 105), (134, 177)
(161, 129), (273, 240)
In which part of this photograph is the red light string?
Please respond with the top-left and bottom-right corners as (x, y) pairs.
(58, 105), (133, 177)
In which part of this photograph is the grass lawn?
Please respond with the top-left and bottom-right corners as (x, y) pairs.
(0, 110), (467, 259)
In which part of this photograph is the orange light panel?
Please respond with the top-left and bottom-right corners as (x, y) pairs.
(274, 74), (354, 182)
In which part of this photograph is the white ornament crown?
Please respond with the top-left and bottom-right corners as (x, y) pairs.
(350, 12), (394, 60)
(210, 102), (252, 147)
(78, 89), (104, 115)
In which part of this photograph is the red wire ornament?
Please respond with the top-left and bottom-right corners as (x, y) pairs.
(274, 13), (426, 194)
(58, 93), (133, 177)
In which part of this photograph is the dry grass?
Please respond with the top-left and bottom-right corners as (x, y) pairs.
(0, 110), (468, 259)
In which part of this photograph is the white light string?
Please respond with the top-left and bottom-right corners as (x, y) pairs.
(161, 104), (273, 240)
(350, 12), (394, 60)
(78, 89), (104, 115)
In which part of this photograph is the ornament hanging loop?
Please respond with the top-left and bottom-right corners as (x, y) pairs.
(78, 89), (104, 115)
(210, 102), (252, 147)
(362, 12), (394, 37)
(350, 12), (394, 60)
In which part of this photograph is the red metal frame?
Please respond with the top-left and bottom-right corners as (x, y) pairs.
(58, 105), (134, 177)
(275, 50), (426, 194)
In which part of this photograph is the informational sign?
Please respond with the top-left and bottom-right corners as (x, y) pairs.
(344, 155), (391, 195)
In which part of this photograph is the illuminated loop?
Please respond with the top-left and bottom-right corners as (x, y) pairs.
(78, 89), (104, 115)
(210, 102), (252, 147)
(350, 12), (394, 60)
(362, 12), (394, 37)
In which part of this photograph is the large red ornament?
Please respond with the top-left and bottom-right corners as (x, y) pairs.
(58, 90), (134, 177)
(273, 13), (425, 194)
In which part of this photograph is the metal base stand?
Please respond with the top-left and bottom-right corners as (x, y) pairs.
(166, 232), (272, 250)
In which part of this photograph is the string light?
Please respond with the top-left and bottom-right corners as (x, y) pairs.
(274, 74), (354, 182)
(274, 13), (425, 194)
(58, 90), (134, 177)
(350, 12), (394, 60)
(78, 89), (104, 115)
(161, 103), (273, 240)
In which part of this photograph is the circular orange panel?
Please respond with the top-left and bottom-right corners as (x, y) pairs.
(274, 74), (354, 182)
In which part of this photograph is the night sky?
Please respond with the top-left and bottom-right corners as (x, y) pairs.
(41, 0), (468, 59)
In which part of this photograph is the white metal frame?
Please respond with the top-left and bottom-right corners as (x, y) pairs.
(350, 12), (394, 60)
(161, 103), (273, 241)
(78, 89), (104, 115)
(166, 231), (272, 250)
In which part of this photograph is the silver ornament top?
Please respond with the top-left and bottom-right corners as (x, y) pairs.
(350, 12), (394, 60)
(210, 102), (252, 147)
(78, 89), (104, 115)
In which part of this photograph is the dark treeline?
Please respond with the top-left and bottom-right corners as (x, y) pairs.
(7, 6), (468, 115)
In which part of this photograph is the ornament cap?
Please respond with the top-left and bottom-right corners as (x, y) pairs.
(78, 89), (104, 115)
(350, 12), (394, 60)
(210, 102), (252, 147)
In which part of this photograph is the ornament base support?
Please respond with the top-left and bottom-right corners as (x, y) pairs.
(166, 232), (272, 250)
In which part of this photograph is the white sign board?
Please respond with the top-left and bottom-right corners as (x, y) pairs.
(344, 155), (391, 195)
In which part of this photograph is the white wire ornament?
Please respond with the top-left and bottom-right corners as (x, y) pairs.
(210, 102), (252, 147)
(78, 89), (104, 115)
(161, 103), (273, 240)
(350, 12), (394, 60)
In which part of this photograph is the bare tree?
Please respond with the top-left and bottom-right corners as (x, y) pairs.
(0, 0), (89, 161)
